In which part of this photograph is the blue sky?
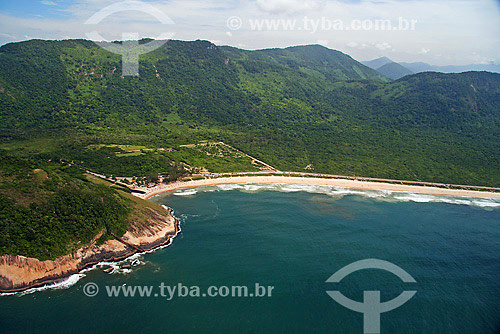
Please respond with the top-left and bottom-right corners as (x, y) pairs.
(0, 0), (73, 18)
(0, 0), (499, 65)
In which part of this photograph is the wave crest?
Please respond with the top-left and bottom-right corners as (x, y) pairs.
(171, 183), (500, 209)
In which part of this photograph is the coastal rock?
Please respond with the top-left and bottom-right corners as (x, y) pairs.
(103, 267), (114, 273)
(0, 208), (179, 293)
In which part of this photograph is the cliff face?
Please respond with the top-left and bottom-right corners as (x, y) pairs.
(0, 208), (179, 293)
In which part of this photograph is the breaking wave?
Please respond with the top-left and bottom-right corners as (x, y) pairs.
(1, 206), (182, 296)
(173, 189), (198, 196)
(171, 183), (500, 209)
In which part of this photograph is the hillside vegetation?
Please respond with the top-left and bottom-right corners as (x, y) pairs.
(1, 39), (500, 186)
(0, 150), (172, 260)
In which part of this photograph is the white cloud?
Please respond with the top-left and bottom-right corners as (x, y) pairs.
(375, 42), (393, 51)
(0, 0), (499, 66)
(255, 0), (325, 14)
(470, 51), (496, 64)
(41, 0), (57, 6)
(0, 32), (16, 39)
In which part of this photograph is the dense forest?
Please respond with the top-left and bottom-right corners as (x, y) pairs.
(0, 149), (181, 260)
(0, 151), (131, 259)
(1, 38), (500, 259)
(0, 39), (499, 187)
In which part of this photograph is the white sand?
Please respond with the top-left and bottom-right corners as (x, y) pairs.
(132, 176), (500, 200)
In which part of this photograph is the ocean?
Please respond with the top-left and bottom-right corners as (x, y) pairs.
(1, 184), (500, 333)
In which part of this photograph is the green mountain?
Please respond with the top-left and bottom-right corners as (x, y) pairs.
(1, 39), (500, 187)
(222, 44), (388, 82)
(376, 62), (414, 79)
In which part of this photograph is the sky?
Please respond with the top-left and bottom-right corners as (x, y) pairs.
(0, 0), (499, 65)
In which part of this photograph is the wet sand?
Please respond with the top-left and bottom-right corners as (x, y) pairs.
(133, 176), (500, 200)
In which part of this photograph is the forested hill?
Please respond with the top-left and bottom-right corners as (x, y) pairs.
(220, 44), (387, 81)
(0, 151), (130, 259)
(1, 39), (500, 186)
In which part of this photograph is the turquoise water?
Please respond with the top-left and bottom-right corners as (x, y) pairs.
(1, 184), (500, 333)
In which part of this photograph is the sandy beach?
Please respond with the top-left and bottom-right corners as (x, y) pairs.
(134, 176), (500, 200)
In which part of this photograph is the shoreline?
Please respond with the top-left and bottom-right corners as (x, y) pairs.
(0, 207), (181, 294)
(3, 176), (499, 294)
(135, 176), (500, 200)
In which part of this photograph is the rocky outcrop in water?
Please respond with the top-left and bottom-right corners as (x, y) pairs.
(0, 208), (179, 293)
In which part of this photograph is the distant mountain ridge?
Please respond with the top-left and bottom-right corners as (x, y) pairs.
(363, 57), (500, 75)
(362, 57), (393, 70)
(401, 62), (500, 74)
(375, 62), (414, 80)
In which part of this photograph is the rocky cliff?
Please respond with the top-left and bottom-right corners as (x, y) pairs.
(0, 207), (179, 293)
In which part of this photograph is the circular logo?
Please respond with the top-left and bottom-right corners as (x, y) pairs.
(227, 16), (243, 31)
(83, 282), (99, 297)
(84, 1), (175, 76)
(326, 259), (417, 333)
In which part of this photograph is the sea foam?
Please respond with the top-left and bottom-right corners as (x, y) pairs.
(173, 189), (198, 196)
(0, 273), (86, 296)
(172, 183), (500, 209)
(1, 206), (182, 296)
